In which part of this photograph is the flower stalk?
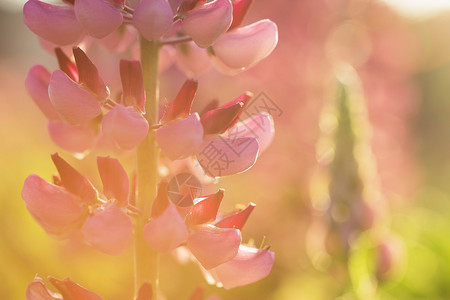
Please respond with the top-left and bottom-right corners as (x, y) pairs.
(134, 37), (161, 299)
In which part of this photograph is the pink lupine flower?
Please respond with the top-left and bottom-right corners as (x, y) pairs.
(211, 19), (278, 71)
(23, 0), (84, 46)
(26, 48), (149, 154)
(208, 245), (275, 289)
(181, 0), (233, 48)
(22, 174), (87, 238)
(143, 181), (271, 284)
(26, 276), (104, 300)
(156, 81), (270, 177)
(133, 0), (174, 41)
(74, 0), (124, 38)
(22, 154), (134, 255)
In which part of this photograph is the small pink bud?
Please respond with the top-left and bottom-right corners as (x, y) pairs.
(97, 157), (129, 207)
(74, 0), (123, 38)
(48, 121), (98, 156)
(48, 70), (102, 125)
(143, 204), (189, 252)
(212, 19), (278, 70)
(51, 153), (98, 203)
(133, 0), (174, 41)
(55, 48), (79, 82)
(151, 180), (170, 218)
(210, 245), (274, 289)
(82, 203), (133, 255)
(215, 202), (255, 230)
(23, 0), (84, 45)
(200, 102), (244, 135)
(162, 79), (198, 122)
(155, 113), (204, 160)
(187, 225), (241, 269)
(120, 60), (145, 112)
(185, 189), (224, 225)
(182, 0), (233, 48)
(102, 104), (149, 150)
(22, 174), (86, 238)
(25, 65), (60, 121)
(73, 47), (110, 99)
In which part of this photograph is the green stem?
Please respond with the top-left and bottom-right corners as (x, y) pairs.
(134, 38), (160, 299)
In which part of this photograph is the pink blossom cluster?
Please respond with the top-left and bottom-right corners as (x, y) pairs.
(21, 0), (278, 298)
(26, 47), (274, 176)
(23, 0), (278, 75)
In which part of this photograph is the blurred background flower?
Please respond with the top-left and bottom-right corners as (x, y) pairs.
(3, 0), (450, 299)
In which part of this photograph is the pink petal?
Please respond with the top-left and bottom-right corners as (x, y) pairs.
(182, 0), (233, 48)
(185, 189), (224, 225)
(212, 19), (278, 70)
(143, 204), (188, 253)
(175, 41), (211, 77)
(228, 0), (253, 31)
(48, 277), (105, 300)
(74, 0), (123, 38)
(215, 202), (255, 230)
(81, 203), (133, 256)
(102, 105), (149, 150)
(195, 136), (259, 177)
(25, 65), (60, 121)
(220, 92), (253, 128)
(187, 225), (241, 269)
(48, 70), (102, 125)
(22, 174), (85, 238)
(48, 121), (98, 156)
(200, 102), (244, 135)
(137, 282), (153, 300)
(26, 277), (62, 300)
(120, 60), (145, 112)
(210, 245), (274, 289)
(162, 79), (198, 122)
(223, 112), (274, 152)
(51, 153), (98, 204)
(133, 0), (173, 41)
(55, 48), (79, 82)
(73, 47), (109, 99)
(155, 113), (204, 160)
(23, 0), (84, 45)
(97, 157), (129, 207)
(176, 0), (207, 16)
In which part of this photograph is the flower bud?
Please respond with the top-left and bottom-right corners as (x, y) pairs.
(101, 104), (149, 150)
(133, 0), (174, 41)
(182, 0), (233, 48)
